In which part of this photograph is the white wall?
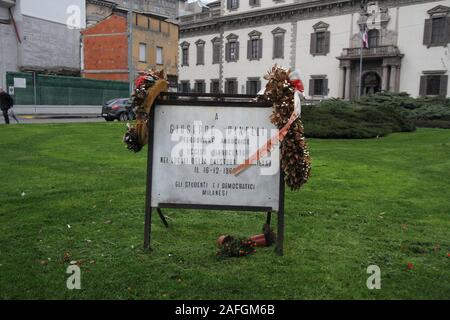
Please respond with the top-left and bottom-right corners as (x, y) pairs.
(179, 32), (221, 89)
(296, 14), (353, 98)
(20, 0), (86, 28)
(0, 3), (20, 89)
(397, 0), (450, 97)
(222, 22), (292, 93)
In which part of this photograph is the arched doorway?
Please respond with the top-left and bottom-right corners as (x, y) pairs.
(362, 72), (381, 96)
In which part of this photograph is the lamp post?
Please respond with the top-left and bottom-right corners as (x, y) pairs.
(128, 0), (134, 95)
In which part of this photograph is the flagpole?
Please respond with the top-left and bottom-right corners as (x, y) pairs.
(358, 25), (364, 100)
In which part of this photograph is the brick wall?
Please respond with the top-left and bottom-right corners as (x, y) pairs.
(82, 14), (128, 82)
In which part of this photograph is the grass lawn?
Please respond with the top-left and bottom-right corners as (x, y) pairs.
(0, 123), (449, 300)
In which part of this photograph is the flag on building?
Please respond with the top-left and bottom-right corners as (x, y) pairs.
(361, 25), (369, 48)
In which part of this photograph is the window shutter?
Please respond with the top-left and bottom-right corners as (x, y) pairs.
(273, 36), (278, 58)
(310, 33), (317, 55)
(235, 42), (239, 61)
(309, 79), (315, 96)
(323, 79), (329, 96)
(197, 46), (204, 65)
(227, 0), (231, 9)
(423, 19), (432, 46)
(258, 39), (263, 59)
(440, 75), (448, 97)
(274, 35), (284, 59)
(419, 76), (427, 96)
(225, 81), (229, 94)
(247, 40), (252, 60)
(246, 81), (250, 94)
(257, 80), (261, 93)
(237, 0), (240, 9)
(446, 17), (450, 45)
(225, 43), (230, 62)
(324, 31), (331, 54)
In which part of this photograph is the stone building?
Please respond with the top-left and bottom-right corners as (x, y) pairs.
(178, 0), (450, 99)
(0, 0), (85, 88)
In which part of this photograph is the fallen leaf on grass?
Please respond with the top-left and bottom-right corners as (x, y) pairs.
(104, 220), (112, 224)
(406, 262), (414, 270)
(63, 252), (71, 262)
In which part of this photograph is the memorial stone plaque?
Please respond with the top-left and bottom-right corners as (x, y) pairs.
(150, 103), (280, 211)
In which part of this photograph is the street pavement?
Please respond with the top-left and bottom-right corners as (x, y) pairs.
(0, 115), (106, 125)
(0, 105), (107, 125)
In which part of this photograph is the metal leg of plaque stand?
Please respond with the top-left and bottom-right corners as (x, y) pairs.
(266, 212), (272, 225)
(144, 107), (155, 250)
(157, 208), (169, 228)
(275, 172), (285, 256)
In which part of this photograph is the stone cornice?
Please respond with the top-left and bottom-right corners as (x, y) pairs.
(87, 0), (117, 9)
(180, 0), (442, 36)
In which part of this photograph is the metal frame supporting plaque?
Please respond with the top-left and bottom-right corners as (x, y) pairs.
(143, 93), (285, 256)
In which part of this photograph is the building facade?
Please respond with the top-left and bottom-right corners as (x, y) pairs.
(0, 0), (85, 89)
(82, 10), (179, 84)
(178, 0), (450, 99)
(86, 0), (185, 26)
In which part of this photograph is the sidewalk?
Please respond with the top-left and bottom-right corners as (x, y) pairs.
(14, 105), (102, 118)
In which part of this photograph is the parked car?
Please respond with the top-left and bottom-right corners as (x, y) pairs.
(101, 98), (135, 121)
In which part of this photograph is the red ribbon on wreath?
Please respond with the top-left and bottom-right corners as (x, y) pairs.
(231, 70), (304, 176)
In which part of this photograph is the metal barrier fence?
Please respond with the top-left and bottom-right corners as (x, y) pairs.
(6, 72), (129, 105)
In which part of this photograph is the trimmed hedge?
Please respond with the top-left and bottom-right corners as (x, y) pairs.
(358, 92), (450, 128)
(302, 100), (416, 139)
(302, 92), (450, 139)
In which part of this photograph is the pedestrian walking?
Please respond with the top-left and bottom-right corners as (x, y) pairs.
(0, 88), (19, 124)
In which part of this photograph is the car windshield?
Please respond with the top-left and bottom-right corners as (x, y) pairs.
(105, 99), (118, 105)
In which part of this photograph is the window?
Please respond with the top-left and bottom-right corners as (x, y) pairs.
(156, 47), (163, 65)
(423, 5), (450, 47)
(247, 30), (262, 61)
(227, 0), (239, 10)
(225, 79), (238, 94)
(310, 21), (330, 56)
(368, 29), (380, 48)
(212, 38), (221, 64)
(179, 81), (190, 93)
(210, 80), (220, 94)
(139, 43), (147, 62)
(272, 27), (286, 59)
(316, 32), (326, 53)
(309, 76), (329, 97)
(196, 39), (205, 65)
(249, 0), (260, 7)
(420, 72), (448, 96)
(194, 80), (206, 93)
(181, 42), (190, 66)
(167, 75), (178, 89)
(225, 34), (239, 62)
(246, 78), (261, 95)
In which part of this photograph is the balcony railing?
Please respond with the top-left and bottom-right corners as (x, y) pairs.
(340, 45), (402, 58)
(179, 10), (221, 25)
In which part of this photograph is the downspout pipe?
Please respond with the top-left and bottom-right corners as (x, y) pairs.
(8, 7), (21, 44)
